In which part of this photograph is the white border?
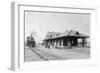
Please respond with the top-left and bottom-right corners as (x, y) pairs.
(11, 2), (97, 71)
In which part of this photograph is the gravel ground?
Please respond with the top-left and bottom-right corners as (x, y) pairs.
(24, 48), (44, 62)
(24, 46), (90, 62)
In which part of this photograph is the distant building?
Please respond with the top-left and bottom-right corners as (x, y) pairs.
(43, 30), (89, 48)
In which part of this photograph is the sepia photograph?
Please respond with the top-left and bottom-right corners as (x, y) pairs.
(24, 11), (90, 62)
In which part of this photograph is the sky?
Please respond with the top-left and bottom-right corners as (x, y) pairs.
(25, 11), (90, 42)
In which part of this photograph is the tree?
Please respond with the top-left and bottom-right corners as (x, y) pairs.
(30, 30), (37, 37)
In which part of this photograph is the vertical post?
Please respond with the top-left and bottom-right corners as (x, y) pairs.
(85, 38), (87, 46)
(61, 39), (63, 47)
(56, 40), (57, 47)
(56, 40), (57, 48)
(60, 39), (62, 46)
(76, 38), (78, 46)
(68, 39), (71, 48)
(63, 38), (65, 46)
(58, 40), (60, 47)
(82, 38), (85, 47)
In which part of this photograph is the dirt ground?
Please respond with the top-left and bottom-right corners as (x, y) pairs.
(24, 45), (90, 62)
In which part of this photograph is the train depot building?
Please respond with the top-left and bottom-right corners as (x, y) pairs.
(43, 30), (89, 48)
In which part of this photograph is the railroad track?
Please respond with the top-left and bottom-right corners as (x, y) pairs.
(29, 47), (64, 61)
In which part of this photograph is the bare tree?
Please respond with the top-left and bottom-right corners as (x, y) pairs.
(30, 30), (37, 37)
